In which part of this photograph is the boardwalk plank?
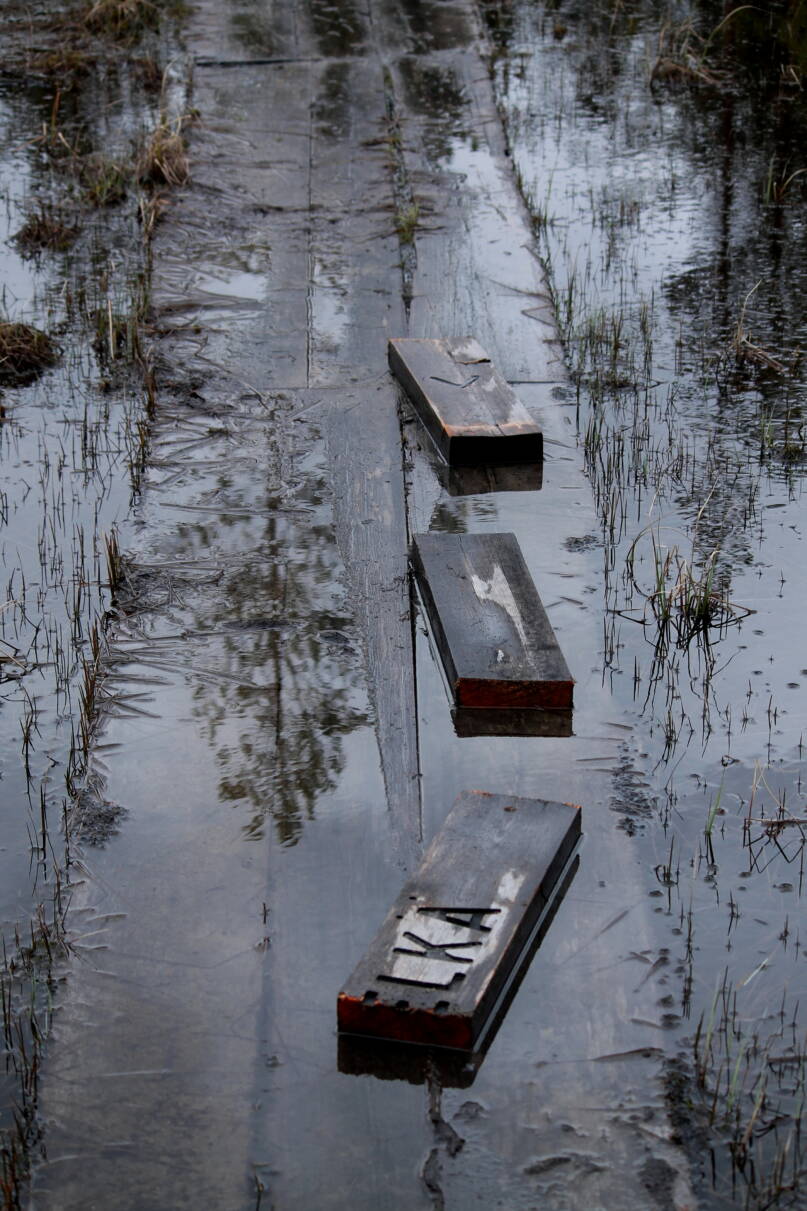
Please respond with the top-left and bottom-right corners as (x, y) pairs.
(412, 531), (574, 711)
(389, 337), (542, 465)
(338, 789), (581, 1049)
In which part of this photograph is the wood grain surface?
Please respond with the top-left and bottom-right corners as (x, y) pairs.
(412, 531), (574, 711)
(389, 337), (543, 465)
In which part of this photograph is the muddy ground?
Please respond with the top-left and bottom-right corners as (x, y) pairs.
(2, 0), (807, 1208)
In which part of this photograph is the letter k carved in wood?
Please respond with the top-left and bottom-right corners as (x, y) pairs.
(382, 905), (502, 990)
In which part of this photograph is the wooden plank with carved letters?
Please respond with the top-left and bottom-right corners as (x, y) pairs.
(412, 531), (574, 711)
(388, 337), (543, 465)
(337, 790), (581, 1049)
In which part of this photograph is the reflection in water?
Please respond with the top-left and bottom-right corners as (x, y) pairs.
(495, 0), (807, 742)
(452, 706), (572, 737)
(133, 416), (370, 848)
(398, 58), (469, 161)
(442, 462), (543, 496)
(309, 0), (366, 56)
(489, 2), (807, 1201)
(313, 61), (354, 140)
(230, 9), (276, 54)
(192, 514), (368, 845)
(397, 0), (474, 53)
(338, 1034), (480, 1087)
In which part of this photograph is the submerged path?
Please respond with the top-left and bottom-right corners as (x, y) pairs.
(32, 2), (694, 1208)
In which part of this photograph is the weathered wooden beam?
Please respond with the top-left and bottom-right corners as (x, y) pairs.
(389, 337), (543, 466)
(337, 790), (581, 1050)
(411, 531), (574, 711)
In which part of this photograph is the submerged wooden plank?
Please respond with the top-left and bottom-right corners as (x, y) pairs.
(388, 337), (543, 465)
(412, 531), (574, 711)
(337, 790), (581, 1049)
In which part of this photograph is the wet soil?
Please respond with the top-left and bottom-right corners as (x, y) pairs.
(1, 0), (806, 1208)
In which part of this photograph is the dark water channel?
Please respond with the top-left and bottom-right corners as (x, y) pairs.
(0, 0), (806, 1208)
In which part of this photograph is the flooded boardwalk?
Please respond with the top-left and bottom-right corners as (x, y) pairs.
(1, 1), (806, 1208)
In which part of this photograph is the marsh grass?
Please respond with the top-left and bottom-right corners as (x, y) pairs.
(621, 518), (750, 652)
(83, 0), (189, 39)
(84, 0), (160, 39)
(0, 0), (190, 1197)
(136, 115), (190, 187)
(650, 6), (757, 89)
(13, 205), (79, 255)
(0, 324), (59, 387)
(690, 974), (807, 1208)
(730, 283), (790, 375)
(764, 156), (807, 205)
(394, 201), (420, 244)
(80, 156), (129, 207)
(27, 47), (96, 82)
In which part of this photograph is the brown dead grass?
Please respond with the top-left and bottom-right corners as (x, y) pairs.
(84, 0), (159, 39)
(137, 119), (189, 187)
(28, 46), (96, 80)
(14, 206), (79, 254)
(0, 323), (59, 387)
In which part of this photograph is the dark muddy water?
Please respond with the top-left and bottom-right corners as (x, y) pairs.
(1, 0), (806, 1208)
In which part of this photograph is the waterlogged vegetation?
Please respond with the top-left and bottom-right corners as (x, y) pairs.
(484, 0), (807, 1204)
(2, 0), (807, 1204)
(0, 0), (187, 1202)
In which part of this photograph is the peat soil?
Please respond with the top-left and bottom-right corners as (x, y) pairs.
(0, 0), (804, 1208)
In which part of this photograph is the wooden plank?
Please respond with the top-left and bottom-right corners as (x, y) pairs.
(337, 790), (581, 1049)
(411, 531), (574, 711)
(388, 337), (543, 465)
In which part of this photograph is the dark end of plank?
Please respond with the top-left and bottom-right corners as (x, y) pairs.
(389, 337), (543, 467)
(412, 531), (574, 712)
(337, 790), (581, 1050)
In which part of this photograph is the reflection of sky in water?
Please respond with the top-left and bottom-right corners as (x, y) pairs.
(0, 89), (39, 313)
(192, 266), (268, 301)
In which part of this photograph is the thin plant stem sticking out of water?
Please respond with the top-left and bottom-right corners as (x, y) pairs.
(621, 519), (752, 652)
(687, 974), (807, 1208)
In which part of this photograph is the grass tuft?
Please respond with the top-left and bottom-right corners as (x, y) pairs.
(394, 201), (420, 245)
(137, 116), (190, 188)
(80, 156), (129, 207)
(84, 0), (159, 39)
(13, 205), (79, 254)
(0, 323), (59, 387)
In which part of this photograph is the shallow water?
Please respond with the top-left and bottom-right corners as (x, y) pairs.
(2, 0), (807, 1208)
(488, 0), (807, 1201)
(0, 14), (170, 1162)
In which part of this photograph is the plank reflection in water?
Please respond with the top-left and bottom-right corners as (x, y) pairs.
(442, 462), (543, 496)
(452, 706), (573, 738)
